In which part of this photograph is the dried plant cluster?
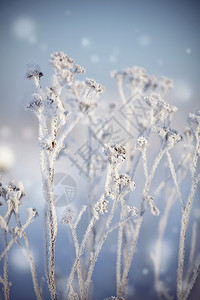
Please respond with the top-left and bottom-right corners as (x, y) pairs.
(0, 51), (200, 300)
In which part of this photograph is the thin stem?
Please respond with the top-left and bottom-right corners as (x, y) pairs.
(3, 230), (9, 300)
(84, 215), (132, 299)
(184, 222), (197, 292)
(166, 151), (184, 210)
(120, 147), (165, 296)
(66, 216), (96, 296)
(119, 216), (143, 296)
(16, 233), (42, 300)
(3, 213), (12, 300)
(69, 222), (84, 299)
(177, 172), (200, 300)
(183, 255), (200, 300)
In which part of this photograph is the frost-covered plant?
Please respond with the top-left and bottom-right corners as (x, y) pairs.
(0, 181), (41, 300)
(111, 65), (200, 300)
(25, 51), (103, 300)
(1, 51), (200, 300)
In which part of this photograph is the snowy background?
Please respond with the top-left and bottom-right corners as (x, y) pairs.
(0, 0), (200, 299)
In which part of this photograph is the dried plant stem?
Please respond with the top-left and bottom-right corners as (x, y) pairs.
(74, 206), (87, 230)
(44, 207), (50, 287)
(16, 233), (42, 300)
(119, 215), (143, 297)
(183, 255), (200, 300)
(116, 199), (126, 298)
(154, 151), (192, 199)
(166, 151), (184, 210)
(184, 222), (197, 291)
(67, 216), (96, 296)
(119, 148), (165, 296)
(69, 222), (84, 299)
(142, 149), (148, 180)
(41, 158), (57, 300)
(116, 223), (123, 298)
(0, 239), (15, 262)
(3, 230), (9, 300)
(84, 215), (132, 299)
(143, 148), (165, 197)
(192, 130), (200, 177)
(117, 78), (126, 105)
(106, 197), (119, 229)
(152, 188), (175, 300)
(177, 172), (200, 300)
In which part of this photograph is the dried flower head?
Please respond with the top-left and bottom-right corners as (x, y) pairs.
(94, 195), (109, 215)
(50, 51), (74, 70)
(78, 100), (97, 114)
(188, 112), (200, 133)
(25, 63), (43, 80)
(154, 127), (182, 149)
(157, 76), (173, 95)
(85, 78), (104, 97)
(104, 143), (127, 164)
(73, 64), (85, 74)
(25, 93), (43, 115)
(136, 136), (149, 152)
(127, 66), (150, 89)
(115, 174), (136, 190)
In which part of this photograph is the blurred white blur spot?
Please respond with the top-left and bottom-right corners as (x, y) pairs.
(22, 127), (34, 139)
(139, 34), (151, 46)
(0, 126), (11, 137)
(27, 35), (37, 45)
(109, 55), (117, 64)
(185, 48), (192, 54)
(174, 80), (192, 102)
(142, 268), (149, 275)
(12, 17), (36, 40)
(112, 47), (120, 55)
(0, 145), (15, 172)
(10, 247), (36, 271)
(157, 59), (164, 66)
(81, 38), (90, 47)
(150, 239), (173, 273)
(40, 43), (48, 52)
(65, 10), (71, 16)
(91, 54), (99, 63)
